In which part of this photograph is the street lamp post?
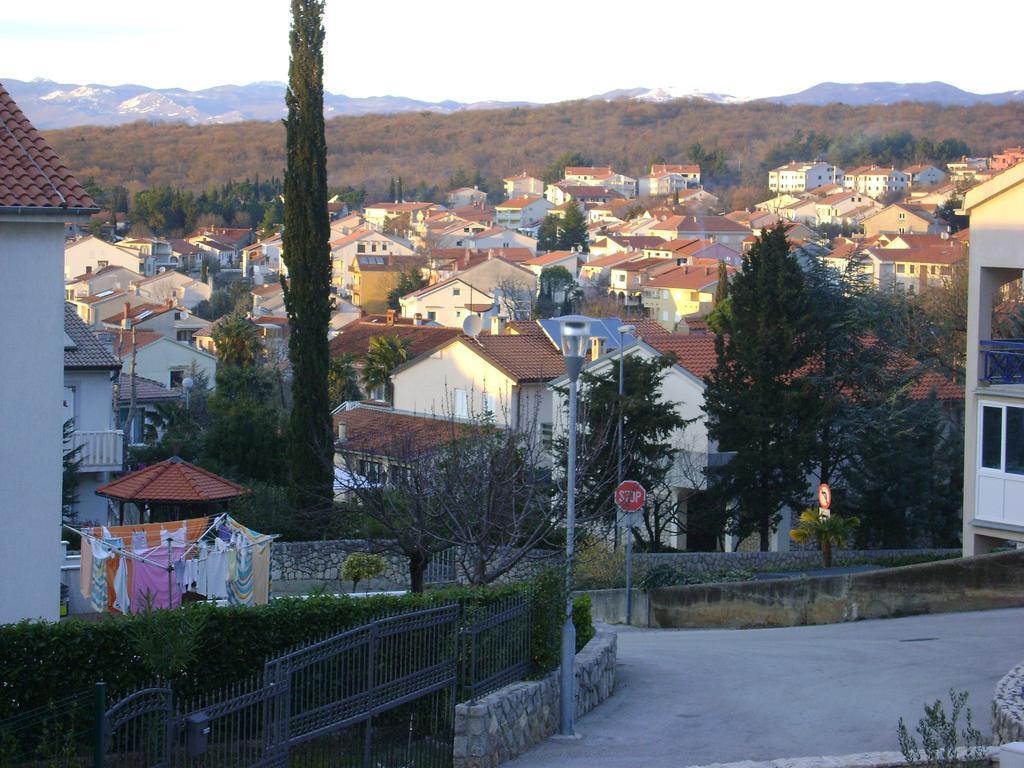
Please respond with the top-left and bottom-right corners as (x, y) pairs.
(617, 323), (636, 625)
(557, 315), (592, 738)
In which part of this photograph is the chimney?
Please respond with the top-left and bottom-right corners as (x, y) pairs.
(414, 313), (423, 326)
(165, 298), (174, 308)
(386, 309), (396, 325)
(134, 283), (141, 295)
(122, 302), (131, 330)
(706, 266), (712, 275)
(85, 265), (92, 275)
(684, 265), (690, 274)
(337, 421), (348, 441)
(590, 336), (606, 361)
(491, 316), (507, 336)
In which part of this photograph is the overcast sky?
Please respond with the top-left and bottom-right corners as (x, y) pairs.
(4, 0), (1022, 102)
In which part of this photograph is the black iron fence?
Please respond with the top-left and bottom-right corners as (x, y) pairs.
(0, 685), (104, 768)
(94, 597), (530, 768)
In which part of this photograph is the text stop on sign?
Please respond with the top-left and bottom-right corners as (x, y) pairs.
(615, 481), (647, 512)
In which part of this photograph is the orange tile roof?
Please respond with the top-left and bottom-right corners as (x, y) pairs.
(96, 456), (247, 503)
(497, 194), (546, 210)
(329, 317), (462, 359)
(465, 334), (566, 382)
(646, 335), (718, 380)
(0, 83), (96, 210)
(334, 406), (474, 458)
(112, 329), (164, 356)
(646, 263), (733, 290)
(650, 164), (700, 175)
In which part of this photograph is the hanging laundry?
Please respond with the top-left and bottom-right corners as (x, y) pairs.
(131, 530), (148, 552)
(112, 557), (130, 614)
(228, 539), (254, 606)
(131, 544), (184, 612)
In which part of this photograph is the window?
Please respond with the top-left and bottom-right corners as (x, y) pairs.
(360, 460), (385, 484)
(98, 261), (108, 268)
(454, 389), (468, 417)
(541, 422), (553, 450)
(453, 288), (461, 296)
(357, 243), (365, 253)
(427, 311), (436, 321)
(176, 330), (192, 343)
(896, 264), (905, 273)
(169, 369), (185, 388)
(980, 403), (1024, 475)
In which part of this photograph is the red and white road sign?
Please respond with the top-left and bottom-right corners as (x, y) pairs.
(615, 481), (647, 512)
(818, 483), (832, 510)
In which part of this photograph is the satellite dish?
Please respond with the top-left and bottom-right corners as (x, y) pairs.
(462, 315), (483, 338)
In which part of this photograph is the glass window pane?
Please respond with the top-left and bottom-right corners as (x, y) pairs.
(1007, 407), (1024, 475)
(982, 406), (1003, 470)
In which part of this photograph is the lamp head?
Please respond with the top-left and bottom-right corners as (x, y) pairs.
(557, 315), (593, 382)
(617, 324), (636, 335)
(182, 376), (195, 391)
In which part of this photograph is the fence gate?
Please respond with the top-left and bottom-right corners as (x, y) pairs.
(103, 686), (173, 767)
(99, 600), (531, 768)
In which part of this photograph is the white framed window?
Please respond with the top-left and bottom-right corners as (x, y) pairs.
(979, 401), (1024, 476)
(454, 388), (468, 418)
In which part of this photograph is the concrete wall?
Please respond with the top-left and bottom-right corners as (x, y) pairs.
(993, 661), (1024, 744)
(0, 216), (67, 623)
(634, 548), (958, 575)
(583, 588), (650, 626)
(453, 629), (616, 768)
(645, 549), (1024, 629)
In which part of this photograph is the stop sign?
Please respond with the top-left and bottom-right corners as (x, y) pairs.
(615, 481), (647, 512)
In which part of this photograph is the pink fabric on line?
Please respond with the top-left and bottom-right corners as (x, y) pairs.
(130, 545), (184, 612)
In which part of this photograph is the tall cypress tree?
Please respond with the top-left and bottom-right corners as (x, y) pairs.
(703, 224), (817, 550)
(282, 0), (333, 513)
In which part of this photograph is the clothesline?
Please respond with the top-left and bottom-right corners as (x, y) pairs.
(69, 514), (277, 614)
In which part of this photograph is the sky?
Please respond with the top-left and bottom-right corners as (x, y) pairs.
(4, 0), (1024, 103)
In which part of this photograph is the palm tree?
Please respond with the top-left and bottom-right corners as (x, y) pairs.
(790, 508), (860, 568)
(328, 354), (362, 407)
(212, 313), (263, 367)
(361, 335), (411, 403)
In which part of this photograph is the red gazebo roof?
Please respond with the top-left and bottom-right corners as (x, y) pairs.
(96, 456), (247, 504)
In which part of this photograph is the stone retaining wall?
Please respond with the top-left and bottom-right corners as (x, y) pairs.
(271, 540), (410, 594)
(271, 540), (559, 595)
(993, 661), (1024, 744)
(634, 549), (959, 576)
(452, 630), (617, 768)
(647, 549), (1024, 629)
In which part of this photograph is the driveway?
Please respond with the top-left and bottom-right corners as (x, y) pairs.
(509, 607), (1024, 767)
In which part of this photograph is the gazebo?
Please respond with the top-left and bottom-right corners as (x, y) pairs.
(96, 456), (248, 524)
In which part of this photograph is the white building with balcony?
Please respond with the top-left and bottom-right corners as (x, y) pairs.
(962, 162), (1024, 554)
(64, 304), (124, 525)
(1, 84), (99, 623)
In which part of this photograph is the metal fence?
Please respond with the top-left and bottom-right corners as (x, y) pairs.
(99, 598), (530, 768)
(0, 685), (104, 768)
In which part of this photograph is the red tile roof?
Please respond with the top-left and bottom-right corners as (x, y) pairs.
(112, 329), (164, 356)
(524, 250), (579, 267)
(96, 456), (247, 503)
(329, 317), (462, 359)
(334, 406), (472, 458)
(647, 335), (718, 380)
(646, 263), (733, 290)
(0, 83), (96, 211)
(497, 194), (546, 210)
(462, 333), (567, 382)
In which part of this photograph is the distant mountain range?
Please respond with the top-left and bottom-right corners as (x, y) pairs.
(4, 77), (1023, 129)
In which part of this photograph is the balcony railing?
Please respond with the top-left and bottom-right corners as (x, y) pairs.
(981, 340), (1024, 384)
(72, 430), (124, 471)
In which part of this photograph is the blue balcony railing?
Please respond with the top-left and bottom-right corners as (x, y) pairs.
(981, 339), (1024, 384)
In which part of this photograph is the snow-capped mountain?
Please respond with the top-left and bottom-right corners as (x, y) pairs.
(632, 86), (745, 104)
(5, 77), (1024, 130)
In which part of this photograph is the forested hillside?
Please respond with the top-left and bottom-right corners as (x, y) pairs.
(46, 98), (1024, 206)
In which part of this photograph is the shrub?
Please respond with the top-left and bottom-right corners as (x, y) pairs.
(341, 553), (387, 592)
(897, 689), (989, 767)
(574, 540), (625, 590)
(0, 572), (591, 719)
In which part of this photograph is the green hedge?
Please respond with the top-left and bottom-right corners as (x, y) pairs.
(0, 570), (591, 719)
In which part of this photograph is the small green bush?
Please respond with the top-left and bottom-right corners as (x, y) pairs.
(341, 552), (387, 592)
(573, 594), (595, 650)
(897, 689), (989, 767)
(574, 541), (625, 590)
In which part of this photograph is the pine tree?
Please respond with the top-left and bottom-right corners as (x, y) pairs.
(559, 202), (588, 252)
(713, 261), (729, 306)
(703, 224), (817, 550)
(282, 0), (333, 514)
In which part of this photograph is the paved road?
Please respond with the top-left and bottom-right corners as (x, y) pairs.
(509, 608), (1024, 768)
